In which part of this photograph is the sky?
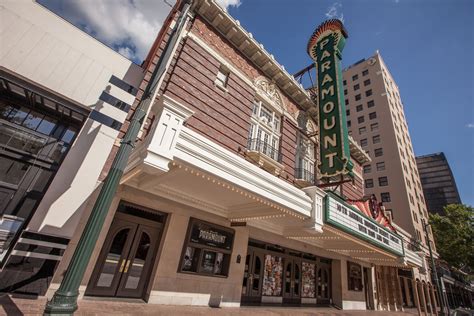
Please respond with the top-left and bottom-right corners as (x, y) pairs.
(39, 0), (473, 206)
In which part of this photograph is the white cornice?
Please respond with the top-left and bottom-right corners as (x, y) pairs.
(175, 126), (312, 217)
(191, 0), (314, 113)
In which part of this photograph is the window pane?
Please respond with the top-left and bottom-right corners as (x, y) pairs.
(36, 116), (57, 135)
(22, 111), (44, 130)
(182, 246), (200, 272)
(61, 128), (77, 144)
(201, 250), (216, 273)
(0, 156), (29, 185)
(8, 106), (30, 125)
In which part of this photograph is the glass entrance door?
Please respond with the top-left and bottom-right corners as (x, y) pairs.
(317, 264), (331, 304)
(86, 212), (163, 299)
(241, 250), (264, 304)
(283, 259), (301, 304)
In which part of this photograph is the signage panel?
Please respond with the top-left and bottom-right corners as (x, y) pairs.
(325, 193), (404, 256)
(189, 219), (234, 250)
(307, 19), (353, 179)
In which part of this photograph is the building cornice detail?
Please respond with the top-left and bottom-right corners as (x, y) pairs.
(191, 0), (314, 113)
(175, 126), (312, 216)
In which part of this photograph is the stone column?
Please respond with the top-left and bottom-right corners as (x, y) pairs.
(424, 283), (433, 315)
(383, 267), (391, 311)
(419, 282), (428, 315)
(395, 270), (404, 312)
(429, 284), (439, 315)
(378, 267), (384, 310)
(404, 277), (413, 307)
(412, 279), (422, 316)
(388, 267), (400, 311)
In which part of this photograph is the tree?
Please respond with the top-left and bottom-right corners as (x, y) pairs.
(429, 204), (474, 272)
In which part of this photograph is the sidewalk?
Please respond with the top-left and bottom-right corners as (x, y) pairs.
(0, 295), (418, 316)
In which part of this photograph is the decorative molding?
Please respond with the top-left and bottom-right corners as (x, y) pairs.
(144, 95), (194, 173)
(302, 186), (326, 233)
(174, 127), (312, 217)
(254, 76), (285, 114)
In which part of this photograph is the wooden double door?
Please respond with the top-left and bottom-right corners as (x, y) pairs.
(86, 211), (164, 299)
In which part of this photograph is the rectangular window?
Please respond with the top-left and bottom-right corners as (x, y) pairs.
(343, 80), (347, 86)
(381, 192), (391, 202)
(215, 66), (229, 88)
(352, 74), (359, 81)
(363, 164), (371, 173)
(362, 69), (369, 76)
(369, 112), (377, 120)
(346, 109), (350, 116)
(378, 176), (388, 186)
(347, 120), (351, 127)
(348, 262), (362, 291)
(364, 79), (371, 86)
(376, 162), (385, 171)
(344, 89), (348, 95)
(345, 99), (349, 105)
(365, 179), (374, 188)
(367, 100), (375, 108)
(180, 218), (234, 277)
(355, 94), (361, 101)
(354, 84), (360, 91)
(359, 126), (366, 135)
(356, 104), (363, 112)
(365, 89), (372, 97)
(360, 138), (368, 147)
(374, 148), (383, 157)
(372, 135), (381, 144)
(357, 116), (365, 124)
(248, 100), (281, 161)
(371, 123), (379, 131)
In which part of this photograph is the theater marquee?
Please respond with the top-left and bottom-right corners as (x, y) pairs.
(325, 192), (404, 256)
(307, 19), (353, 179)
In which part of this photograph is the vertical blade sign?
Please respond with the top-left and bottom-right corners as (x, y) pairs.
(307, 19), (353, 179)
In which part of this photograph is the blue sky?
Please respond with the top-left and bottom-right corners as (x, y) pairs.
(41, 0), (473, 206)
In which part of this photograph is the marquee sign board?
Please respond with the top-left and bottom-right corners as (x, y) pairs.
(307, 20), (353, 179)
(325, 192), (404, 256)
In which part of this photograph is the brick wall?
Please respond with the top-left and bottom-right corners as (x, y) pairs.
(341, 159), (365, 200)
(159, 15), (307, 184)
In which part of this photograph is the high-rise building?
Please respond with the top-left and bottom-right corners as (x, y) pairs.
(415, 152), (462, 214)
(342, 52), (434, 249)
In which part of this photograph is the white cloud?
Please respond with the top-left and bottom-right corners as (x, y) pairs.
(467, 123), (474, 128)
(216, 0), (242, 10)
(41, 0), (241, 62)
(325, 2), (344, 23)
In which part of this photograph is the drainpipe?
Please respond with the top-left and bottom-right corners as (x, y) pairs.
(44, 1), (192, 314)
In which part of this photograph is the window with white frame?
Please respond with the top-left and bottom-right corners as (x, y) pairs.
(215, 66), (229, 88)
(295, 132), (315, 182)
(248, 99), (281, 161)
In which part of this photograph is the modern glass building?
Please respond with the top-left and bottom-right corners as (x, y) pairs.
(415, 152), (462, 214)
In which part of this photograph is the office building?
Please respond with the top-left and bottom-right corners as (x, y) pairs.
(416, 152), (462, 214)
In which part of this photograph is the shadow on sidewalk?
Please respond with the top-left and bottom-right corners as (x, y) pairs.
(0, 294), (24, 316)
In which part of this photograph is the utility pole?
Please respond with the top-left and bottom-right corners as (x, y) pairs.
(422, 219), (448, 316)
(44, 1), (192, 314)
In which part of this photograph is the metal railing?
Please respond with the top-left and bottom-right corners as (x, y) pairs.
(247, 138), (282, 162)
(295, 168), (315, 184)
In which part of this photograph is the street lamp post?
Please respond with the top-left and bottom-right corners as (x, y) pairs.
(422, 219), (448, 316)
(43, 1), (192, 314)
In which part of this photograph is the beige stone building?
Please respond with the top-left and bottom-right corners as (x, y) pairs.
(342, 52), (435, 251)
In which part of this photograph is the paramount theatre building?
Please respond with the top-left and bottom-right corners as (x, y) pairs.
(1, 0), (440, 313)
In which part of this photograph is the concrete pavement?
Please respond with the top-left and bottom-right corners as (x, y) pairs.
(0, 295), (419, 316)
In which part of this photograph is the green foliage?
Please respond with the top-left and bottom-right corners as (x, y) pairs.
(429, 204), (474, 272)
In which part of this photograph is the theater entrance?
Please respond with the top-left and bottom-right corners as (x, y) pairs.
(85, 203), (166, 299)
